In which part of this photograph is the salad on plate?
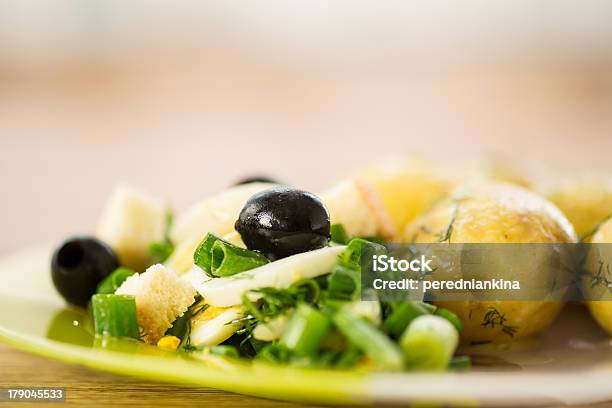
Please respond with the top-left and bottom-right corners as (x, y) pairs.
(47, 159), (612, 376)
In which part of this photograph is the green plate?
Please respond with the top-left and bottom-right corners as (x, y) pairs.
(2, 245), (612, 406)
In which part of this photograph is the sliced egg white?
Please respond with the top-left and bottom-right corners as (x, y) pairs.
(195, 245), (345, 307)
(184, 265), (212, 288)
(252, 312), (291, 342)
(189, 306), (245, 347)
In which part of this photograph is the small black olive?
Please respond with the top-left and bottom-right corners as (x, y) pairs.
(235, 187), (331, 260)
(233, 175), (281, 186)
(51, 236), (120, 307)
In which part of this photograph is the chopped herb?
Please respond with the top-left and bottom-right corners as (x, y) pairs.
(434, 308), (463, 334)
(194, 233), (269, 277)
(584, 260), (612, 295)
(449, 355), (472, 371)
(327, 266), (359, 301)
(400, 315), (459, 371)
(330, 224), (350, 244)
(482, 307), (518, 337)
(280, 303), (331, 356)
(206, 345), (240, 358)
(96, 267), (135, 294)
(332, 308), (404, 371)
(436, 202), (460, 243)
(91, 294), (140, 339)
(340, 238), (387, 272)
(149, 241), (175, 263)
(168, 295), (207, 347)
(149, 209), (175, 263)
(383, 301), (433, 338)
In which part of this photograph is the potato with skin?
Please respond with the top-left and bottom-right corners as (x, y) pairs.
(584, 218), (612, 335)
(405, 182), (577, 343)
(466, 155), (549, 191)
(319, 178), (397, 241)
(359, 157), (456, 234)
(546, 175), (612, 239)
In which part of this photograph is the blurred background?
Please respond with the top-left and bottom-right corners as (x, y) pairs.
(1, 0), (611, 253)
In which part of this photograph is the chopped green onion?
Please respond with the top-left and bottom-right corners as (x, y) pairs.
(434, 307), (462, 334)
(400, 315), (459, 371)
(207, 345), (240, 358)
(248, 338), (268, 354)
(211, 240), (269, 277)
(96, 267), (136, 294)
(334, 344), (363, 369)
(91, 294), (140, 339)
(384, 301), (432, 338)
(193, 233), (219, 274)
(166, 297), (206, 340)
(344, 301), (382, 324)
(149, 241), (175, 263)
(449, 355), (472, 371)
(327, 266), (359, 300)
(356, 235), (386, 245)
(149, 210), (175, 263)
(280, 303), (331, 356)
(421, 302), (437, 313)
(340, 238), (387, 272)
(256, 343), (290, 364)
(332, 309), (404, 371)
(194, 232), (269, 277)
(330, 224), (350, 244)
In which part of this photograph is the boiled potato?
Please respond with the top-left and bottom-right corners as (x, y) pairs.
(359, 157), (456, 235)
(319, 177), (397, 241)
(170, 182), (274, 246)
(405, 182), (576, 343)
(584, 218), (612, 335)
(466, 155), (548, 190)
(546, 175), (612, 238)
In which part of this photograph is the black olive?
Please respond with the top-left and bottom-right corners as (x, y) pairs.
(51, 236), (120, 307)
(233, 175), (281, 186)
(235, 187), (330, 260)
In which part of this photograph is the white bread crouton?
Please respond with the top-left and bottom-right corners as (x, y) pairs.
(116, 264), (196, 343)
(319, 178), (397, 241)
(97, 184), (167, 271)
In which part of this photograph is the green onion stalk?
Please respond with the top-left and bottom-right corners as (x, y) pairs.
(194, 232), (269, 277)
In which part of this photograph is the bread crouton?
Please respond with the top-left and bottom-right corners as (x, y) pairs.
(97, 184), (167, 271)
(116, 264), (196, 343)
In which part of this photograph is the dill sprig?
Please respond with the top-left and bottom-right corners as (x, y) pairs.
(481, 307), (518, 337)
(436, 202), (460, 243)
(170, 295), (208, 350)
(233, 278), (322, 344)
(584, 260), (612, 295)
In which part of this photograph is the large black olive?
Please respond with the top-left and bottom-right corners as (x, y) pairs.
(233, 175), (281, 186)
(51, 236), (120, 307)
(235, 187), (330, 260)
